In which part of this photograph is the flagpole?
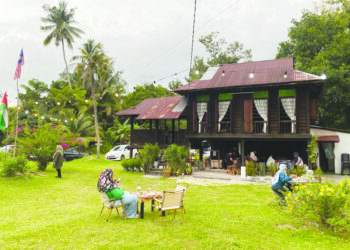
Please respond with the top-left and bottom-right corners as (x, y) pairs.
(13, 78), (19, 158)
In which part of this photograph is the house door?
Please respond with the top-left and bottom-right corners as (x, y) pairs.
(319, 142), (335, 173)
(244, 97), (253, 133)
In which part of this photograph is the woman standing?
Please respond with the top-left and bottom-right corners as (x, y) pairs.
(97, 169), (138, 218)
(53, 145), (64, 178)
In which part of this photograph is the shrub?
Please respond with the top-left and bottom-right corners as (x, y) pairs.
(259, 164), (266, 176)
(292, 165), (306, 177)
(121, 158), (131, 171)
(164, 144), (189, 174)
(315, 166), (323, 176)
(139, 143), (160, 174)
(246, 161), (257, 176)
(1, 155), (29, 177)
(285, 178), (350, 231)
(268, 163), (278, 176)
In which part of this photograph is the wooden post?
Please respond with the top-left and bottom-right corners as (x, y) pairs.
(130, 116), (134, 159)
(150, 120), (153, 131)
(241, 139), (245, 166)
(177, 118), (180, 144)
(172, 119), (175, 144)
(155, 120), (159, 144)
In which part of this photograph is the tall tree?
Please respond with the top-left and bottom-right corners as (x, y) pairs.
(188, 32), (252, 82)
(74, 40), (112, 159)
(276, 0), (350, 129)
(41, 1), (84, 86)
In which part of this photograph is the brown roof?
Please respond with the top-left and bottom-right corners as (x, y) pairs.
(175, 58), (323, 92)
(116, 96), (186, 120)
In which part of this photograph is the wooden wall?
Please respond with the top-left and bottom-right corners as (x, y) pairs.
(268, 88), (279, 134)
(296, 87), (310, 133)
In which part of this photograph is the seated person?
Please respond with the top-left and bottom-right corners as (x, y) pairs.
(291, 152), (304, 168)
(225, 152), (234, 166)
(271, 164), (293, 202)
(97, 168), (138, 218)
(250, 151), (258, 163)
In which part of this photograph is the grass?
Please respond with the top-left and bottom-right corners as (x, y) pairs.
(1, 157), (350, 249)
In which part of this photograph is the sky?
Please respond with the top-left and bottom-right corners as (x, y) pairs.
(0, 0), (322, 106)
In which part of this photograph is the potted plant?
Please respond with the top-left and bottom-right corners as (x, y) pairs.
(259, 164), (265, 181)
(314, 166), (323, 182)
(186, 165), (192, 175)
(163, 167), (171, 177)
(268, 163), (278, 176)
(164, 144), (189, 177)
(307, 135), (318, 170)
(246, 161), (257, 180)
(139, 143), (160, 174)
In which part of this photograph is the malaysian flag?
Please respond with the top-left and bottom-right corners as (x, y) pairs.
(14, 49), (24, 80)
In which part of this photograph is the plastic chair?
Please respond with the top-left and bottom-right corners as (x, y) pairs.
(341, 153), (350, 175)
(99, 192), (126, 221)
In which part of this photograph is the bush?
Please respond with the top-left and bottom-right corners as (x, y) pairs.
(268, 163), (278, 176)
(164, 144), (189, 174)
(259, 163), (265, 176)
(139, 143), (160, 174)
(1, 155), (29, 177)
(121, 158), (131, 171)
(285, 178), (350, 231)
(246, 161), (257, 176)
(292, 165), (306, 177)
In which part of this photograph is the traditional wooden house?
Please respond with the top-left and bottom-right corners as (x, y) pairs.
(117, 58), (325, 166)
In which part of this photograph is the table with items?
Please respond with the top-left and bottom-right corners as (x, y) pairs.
(137, 191), (163, 219)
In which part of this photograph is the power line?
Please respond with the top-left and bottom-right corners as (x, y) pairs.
(130, 0), (242, 84)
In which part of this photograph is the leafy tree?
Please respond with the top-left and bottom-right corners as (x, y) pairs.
(168, 80), (183, 91)
(187, 32), (252, 82)
(74, 40), (112, 159)
(68, 111), (95, 137)
(41, 1), (84, 86)
(276, 0), (350, 129)
(122, 83), (174, 109)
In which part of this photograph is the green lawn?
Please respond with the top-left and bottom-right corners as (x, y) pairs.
(1, 157), (349, 249)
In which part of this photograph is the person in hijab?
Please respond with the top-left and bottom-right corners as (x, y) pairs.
(291, 152), (304, 168)
(97, 169), (138, 218)
(53, 145), (64, 178)
(271, 164), (293, 201)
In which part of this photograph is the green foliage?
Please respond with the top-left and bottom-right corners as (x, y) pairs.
(268, 163), (278, 176)
(17, 123), (78, 171)
(1, 155), (28, 177)
(187, 32), (252, 82)
(139, 143), (160, 174)
(291, 165), (306, 177)
(121, 158), (142, 172)
(307, 135), (318, 164)
(315, 166), (324, 176)
(286, 178), (350, 231)
(164, 144), (189, 174)
(259, 164), (266, 176)
(122, 84), (175, 109)
(246, 161), (257, 176)
(276, 1), (350, 129)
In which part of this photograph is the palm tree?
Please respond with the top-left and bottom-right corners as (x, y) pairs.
(74, 40), (112, 159)
(41, 1), (84, 86)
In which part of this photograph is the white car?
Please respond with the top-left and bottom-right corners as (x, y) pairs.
(105, 145), (138, 161)
(0, 145), (14, 152)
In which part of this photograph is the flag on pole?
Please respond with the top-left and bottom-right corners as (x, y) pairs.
(14, 49), (24, 80)
(0, 92), (8, 131)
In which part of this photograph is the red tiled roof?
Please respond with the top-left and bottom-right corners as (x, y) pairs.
(116, 96), (185, 120)
(316, 136), (340, 142)
(175, 58), (323, 92)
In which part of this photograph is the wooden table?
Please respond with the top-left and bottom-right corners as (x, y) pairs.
(137, 192), (162, 219)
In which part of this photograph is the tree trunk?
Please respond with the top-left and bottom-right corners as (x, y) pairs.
(61, 39), (71, 87)
(91, 76), (100, 159)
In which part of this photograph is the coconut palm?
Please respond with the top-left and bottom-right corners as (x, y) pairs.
(74, 40), (112, 159)
(41, 1), (84, 86)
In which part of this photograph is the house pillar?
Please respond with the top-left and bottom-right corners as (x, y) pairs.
(172, 119), (175, 144)
(155, 120), (159, 144)
(130, 116), (135, 159)
(177, 118), (180, 144)
(150, 120), (152, 131)
(241, 139), (245, 166)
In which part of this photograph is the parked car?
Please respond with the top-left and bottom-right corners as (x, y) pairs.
(63, 148), (86, 161)
(105, 145), (138, 161)
(0, 145), (14, 152)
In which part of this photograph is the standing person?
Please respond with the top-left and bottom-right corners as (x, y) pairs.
(271, 164), (293, 203)
(97, 169), (139, 218)
(53, 145), (64, 178)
